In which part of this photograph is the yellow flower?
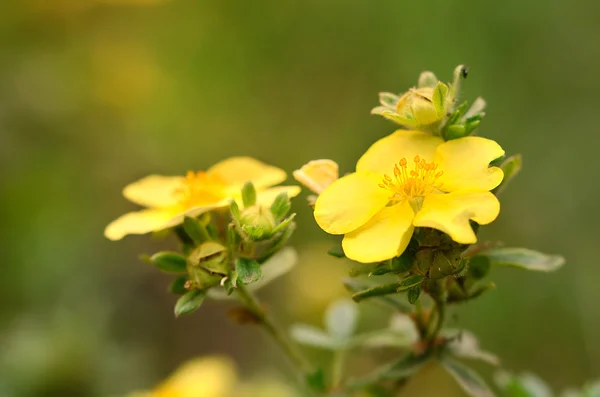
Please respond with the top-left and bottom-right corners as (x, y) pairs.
(314, 130), (504, 263)
(105, 157), (300, 240)
(130, 356), (237, 397)
(292, 159), (339, 194)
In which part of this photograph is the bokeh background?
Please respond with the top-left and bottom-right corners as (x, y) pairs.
(1, 0), (599, 396)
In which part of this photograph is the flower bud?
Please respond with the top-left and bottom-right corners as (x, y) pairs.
(239, 205), (277, 241)
(188, 241), (228, 276)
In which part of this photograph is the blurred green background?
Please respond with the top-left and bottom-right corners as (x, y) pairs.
(1, 0), (599, 396)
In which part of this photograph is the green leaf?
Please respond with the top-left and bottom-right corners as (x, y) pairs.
(468, 256), (491, 280)
(392, 254), (414, 272)
(209, 247), (298, 300)
(235, 257), (262, 285)
(169, 276), (188, 295)
(432, 81), (449, 117)
(352, 282), (402, 302)
(444, 329), (500, 366)
(493, 154), (523, 195)
(150, 252), (187, 273)
(241, 181), (256, 207)
(306, 368), (327, 393)
(379, 92), (401, 109)
(418, 71), (438, 88)
(174, 289), (206, 317)
(347, 352), (431, 391)
(343, 278), (412, 312)
(327, 245), (345, 258)
(495, 371), (553, 397)
(269, 192), (291, 220)
(481, 247), (565, 272)
(407, 286), (421, 304)
(397, 275), (425, 292)
(441, 358), (495, 397)
(463, 97), (487, 120)
(325, 299), (358, 340)
(290, 324), (340, 350)
(183, 216), (210, 244)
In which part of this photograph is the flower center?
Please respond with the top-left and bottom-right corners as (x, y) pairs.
(379, 155), (443, 202)
(173, 171), (227, 208)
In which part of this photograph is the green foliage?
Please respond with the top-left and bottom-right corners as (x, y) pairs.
(441, 358), (495, 397)
(479, 247), (565, 272)
(183, 216), (211, 244)
(493, 154), (523, 195)
(235, 257), (262, 285)
(270, 192), (291, 220)
(150, 252), (187, 273)
(174, 290), (206, 317)
(241, 181), (257, 207)
(169, 276), (188, 295)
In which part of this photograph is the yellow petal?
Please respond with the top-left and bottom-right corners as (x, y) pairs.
(292, 159), (339, 194)
(434, 137), (505, 192)
(123, 175), (184, 208)
(104, 209), (174, 240)
(342, 201), (415, 263)
(356, 130), (443, 174)
(155, 356), (237, 397)
(208, 156), (287, 190)
(413, 191), (500, 244)
(314, 172), (390, 235)
(161, 200), (232, 229)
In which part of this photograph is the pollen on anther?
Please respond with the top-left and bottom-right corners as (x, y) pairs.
(399, 158), (407, 167)
(414, 155), (420, 163)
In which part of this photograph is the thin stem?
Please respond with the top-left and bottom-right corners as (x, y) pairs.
(235, 285), (313, 374)
(427, 297), (446, 344)
(332, 349), (347, 389)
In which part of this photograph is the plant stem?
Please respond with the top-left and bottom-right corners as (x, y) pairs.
(332, 349), (347, 389)
(428, 296), (446, 344)
(235, 285), (313, 374)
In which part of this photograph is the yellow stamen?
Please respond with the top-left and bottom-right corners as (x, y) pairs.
(380, 156), (443, 201)
(173, 171), (226, 208)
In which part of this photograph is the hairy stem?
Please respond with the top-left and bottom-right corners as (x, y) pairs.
(236, 285), (313, 374)
(332, 349), (347, 389)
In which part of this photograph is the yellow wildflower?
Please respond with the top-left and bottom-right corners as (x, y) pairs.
(293, 159), (339, 194)
(314, 130), (504, 263)
(129, 356), (236, 397)
(105, 157), (300, 240)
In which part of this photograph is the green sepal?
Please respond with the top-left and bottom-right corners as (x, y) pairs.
(270, 192), (291, 220)
(150, 252), (187, 273)
(379, 92), (401, 109)
(183, 216), (210, 244)
(188, 241), (228, 275)
(391, 254), (414, 273)
(174, 289), (206, 317)
(432, 81), (449, 118)
(241, 181), (256, 207)
(230, 200), (241, 220)
(327, 245), (345, 258)
(396, 274), (425, 292)
(371, 106), (420, 127)
(444, 124), (467, 140)
(169, 276), (188, 295)
(418, 71), (438, 88)
(493, 154), (522, 195)
(235, 257), (262, 285)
